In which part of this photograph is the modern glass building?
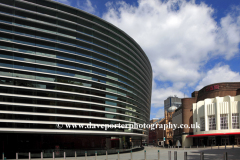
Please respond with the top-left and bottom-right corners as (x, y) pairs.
(164, 96), (181, 112)
(0, 0), (152, 157)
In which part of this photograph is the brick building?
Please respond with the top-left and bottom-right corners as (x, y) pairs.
(173, 82), (240, 147)
(155, 107), (176, 146)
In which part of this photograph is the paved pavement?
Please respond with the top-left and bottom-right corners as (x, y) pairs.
(81, 146), (240, 160)
(8, 146), (240, 160)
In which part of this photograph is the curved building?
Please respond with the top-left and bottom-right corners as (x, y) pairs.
(0, 0), (152, 156)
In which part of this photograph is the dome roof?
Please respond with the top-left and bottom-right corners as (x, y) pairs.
(168, 106), (177, 112)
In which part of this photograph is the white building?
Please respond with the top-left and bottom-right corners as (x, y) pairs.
(191, 95), (240, 146)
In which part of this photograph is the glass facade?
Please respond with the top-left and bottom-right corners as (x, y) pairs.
(0, 0), (152, 156)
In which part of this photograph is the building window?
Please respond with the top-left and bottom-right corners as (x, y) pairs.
(200, 117), (205, 131)
(232, 113), (239, 129)
(220, 114), (228, 129)
(208, 115), (216, 130)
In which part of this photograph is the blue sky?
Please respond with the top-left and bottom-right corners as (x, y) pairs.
(54, 0), (240, 119)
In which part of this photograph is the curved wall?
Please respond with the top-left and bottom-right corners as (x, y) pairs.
(197, 82), (240, 102)
(0, 0), (152, 155)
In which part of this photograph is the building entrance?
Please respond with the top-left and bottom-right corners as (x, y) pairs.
(235, 138), (240, 145)
(199, 139), (204, 146)
(221, 138), (229, 145)
(208, 137), (216, 146)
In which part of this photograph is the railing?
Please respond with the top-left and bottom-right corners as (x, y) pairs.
(4, 147), (233, 160)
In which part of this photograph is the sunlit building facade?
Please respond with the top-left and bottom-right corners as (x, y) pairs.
(0, 0), (152, 157)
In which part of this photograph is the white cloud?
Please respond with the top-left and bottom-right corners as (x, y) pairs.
(196, 64), (240, 90)
(77, 0), (96, 14)
(151, 108), (165, 118)
(103, 0), (240, 111)
(151, 82), (184, 108)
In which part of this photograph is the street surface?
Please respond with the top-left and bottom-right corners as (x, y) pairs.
(7, 146), (240, 160)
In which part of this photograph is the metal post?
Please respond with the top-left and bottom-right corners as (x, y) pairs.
(16, 153), (18, 160)
(2, 153), (4, 160)
(158, 150), (160, 160)
(41, 152), (43, 160)
(144, 150), (146, 160)
(106, 151), (108, 160)
(75, 151), (77, 159)
(85, 151), (87, 160)
(131, 151), (132, 160)
(184, 152), (187, 160)
(223, 152), (228, 160)
(29, 152), (31, 160)
(118, 151), (119, 160)
(53, 152), (54, 160)
(174, 151), (177, 160)
(232, 144), (234, 149)
(200, 152), (204, 160)
(168, 151), (171, 160)
(64, 152), (66, 160)
(95, 151), (97, 160)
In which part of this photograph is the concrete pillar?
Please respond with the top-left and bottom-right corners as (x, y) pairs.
(223, 152), (228, 160)
(204, 99), (208, 132)
(184, 152), (187, 160)
(216, 97), (220, 130)
(119, 138), (123, 149)
(200, 152), (204, 160)
(144, 150), (146, 160)
(168, 151), (171, 160)
(174, 151), (177, 160)
(229, 97), (233, 130)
